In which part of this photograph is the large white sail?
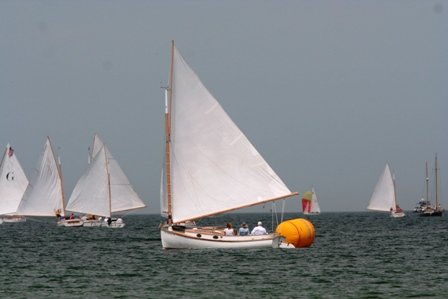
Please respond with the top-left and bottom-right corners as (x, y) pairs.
(367, 164), (395, 212)
(167, 46), (294, 223)
(106, 145), (146, 213)
(67, 141), (146, 217)
(17, 137), (64, 216)
(66, 146), (110, 217)
(0, 144), (29, 215)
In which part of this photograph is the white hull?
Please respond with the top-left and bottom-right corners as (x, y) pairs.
(1, 215), (26, 223)
(82, 219), (103, 227)
(390, 211), (405, 218)
(303, 212), (320, 216)
(80, 217), (125, 228)
(161, 225), (275, 249)
(57, 219), (84, 227)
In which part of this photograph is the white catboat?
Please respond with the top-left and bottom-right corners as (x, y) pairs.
(367, 164), (405, 218)
(65, 135), (146, 228)
(160, 41), (298, 249)
(15, 137), (82, 227)
(0, 144), (29, 223)
(302, 187), (321, 215)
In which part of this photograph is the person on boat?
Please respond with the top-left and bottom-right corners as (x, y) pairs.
(251, 221), (268, 235)
(107, 217), (112, 226)
(223, 223), (235, 236)
(70, 213), (75, 219)
(238, 222), (250, 236)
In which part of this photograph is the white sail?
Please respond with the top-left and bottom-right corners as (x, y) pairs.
(66, 146), (110, 217)
(0, 144), (29, 215)
(106, 145), (146, 213)
(166, 46), (294, 223)
(66, 141), (146, 217)
(367, 164), (395, 212)
(310, 187), (321, 214)
(91, 134), (104, 160)
(17, 137), (64, 216)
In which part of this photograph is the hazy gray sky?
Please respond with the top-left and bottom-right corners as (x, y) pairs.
(1, 1), (447, 214)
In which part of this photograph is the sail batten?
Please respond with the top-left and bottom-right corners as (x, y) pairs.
(166, 45), (295, 223)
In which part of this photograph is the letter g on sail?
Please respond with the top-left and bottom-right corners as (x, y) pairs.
(6, 171), (14, 181)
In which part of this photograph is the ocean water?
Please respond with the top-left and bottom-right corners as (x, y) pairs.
(1, 212), (447, 298)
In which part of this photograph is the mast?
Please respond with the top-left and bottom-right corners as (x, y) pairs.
(48, 137), (66, 215)
(435, 153), (439, 208)
(392, 171), (398, 210)
(105, 146), (112, 218)
(164, 40), (175, 223)
(425, 161), (429, 202)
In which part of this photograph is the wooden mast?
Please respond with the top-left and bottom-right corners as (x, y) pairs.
(392, 171), (398, 210)
(434, 153), (439, 209)
(104, 146), (112, 218)
(425, 161), (429, 202)
(164, 40), (175, 223)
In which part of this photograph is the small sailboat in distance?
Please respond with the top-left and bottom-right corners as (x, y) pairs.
(16, 137), (82, 226)
(367, 164), (405, 218)
(66, 135), (146, 228)
(417, 154), (444, 217)
(302, 187), (320, 215)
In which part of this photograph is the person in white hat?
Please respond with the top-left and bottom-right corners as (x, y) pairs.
(251, 221), (267, 235)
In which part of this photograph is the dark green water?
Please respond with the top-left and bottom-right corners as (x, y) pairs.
(1, 212), (447, 298)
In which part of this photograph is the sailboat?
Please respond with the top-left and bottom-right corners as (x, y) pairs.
(302, 187), (321, 215)
(367, 164), (405, 218)
(159, 41), (298, 249)
(16, 137), (82, 227)
(65, 135), (146, 228)
(418, 154), (444, 217)
(0, 144), (28, 223)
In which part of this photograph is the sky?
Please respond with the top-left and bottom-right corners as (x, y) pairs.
(1, 1), (447, 215)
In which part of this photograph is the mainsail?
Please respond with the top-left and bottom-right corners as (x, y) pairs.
(367, 164), (395, 212)
(0, 144), (29, 215)
(164, 45), (296, 223)
(17, 137), (64, 216)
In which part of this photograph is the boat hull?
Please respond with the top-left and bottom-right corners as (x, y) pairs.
(160, 225), (275, 249)
(419, 210), (443, 217)
(390, 211), (405, 218)
(57, 219), (84, 227)
(1, 215), (26, 223)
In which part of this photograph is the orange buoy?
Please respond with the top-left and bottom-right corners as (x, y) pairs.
(275, 218), (315, 248)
